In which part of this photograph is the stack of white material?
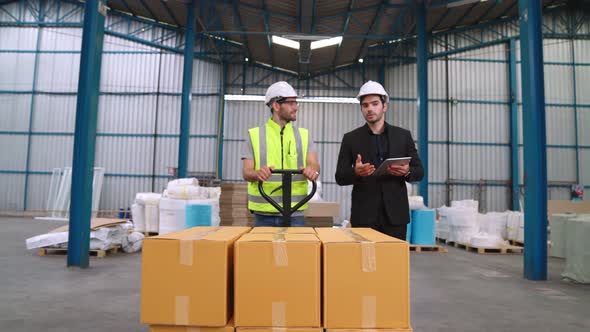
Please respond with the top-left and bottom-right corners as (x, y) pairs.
(158, 178), (221, 235)
(506, 211), (524, 243)
(446, 200), (479, 243)
(307, 180), (323, 202)
(26, 222), (134, 250)
(436, 206), (450, 240)
(470, 212), (508, 248)
(562, 216), (590, 283)
(131, 193), (162, 233)
(549, 213), (574, 258)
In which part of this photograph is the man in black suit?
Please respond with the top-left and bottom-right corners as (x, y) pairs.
(335, 81), (424, 240)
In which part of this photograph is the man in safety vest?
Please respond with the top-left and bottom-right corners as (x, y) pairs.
(241, 81), (321, 226)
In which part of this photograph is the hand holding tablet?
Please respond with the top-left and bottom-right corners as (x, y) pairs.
(375, 157), (412, 176)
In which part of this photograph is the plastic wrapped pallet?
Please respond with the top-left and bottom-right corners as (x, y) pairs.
(436, 206), (450, 240)
(562, 216), (590, 283)
(121, 232), (145, 253)
(159, 197), (221, 235)
(549, 213), (575, 258)
(133, 193), (162, 233)
(166, 177), (198, 188)
(447, 207), (478, 243)
(451, 199), (479, 212)
(165, 185), (202, 200)
(308, 180), (324, 202)
(506, 211), (523, 242)
(131, 203), (145, 232)
(478, 212), (508, 240)
(408, 196), (426, 210)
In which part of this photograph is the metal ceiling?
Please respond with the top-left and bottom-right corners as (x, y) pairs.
(105, 0), (571, 76)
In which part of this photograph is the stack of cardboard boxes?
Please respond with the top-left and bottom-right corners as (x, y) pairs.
(141, 226), (411, 332)
(220, 183), (253, 226)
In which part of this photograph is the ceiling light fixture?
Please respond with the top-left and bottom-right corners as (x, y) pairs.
(272, 35), (300, 50)
(310, 36), (343, 50)
(447, 0), (487, 8)
(272, 35), (343, 50)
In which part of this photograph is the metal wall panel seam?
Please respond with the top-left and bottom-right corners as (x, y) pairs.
(22, 21), (41, 210)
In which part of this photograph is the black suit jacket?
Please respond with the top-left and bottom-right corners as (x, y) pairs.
(335, 123), (424, 226)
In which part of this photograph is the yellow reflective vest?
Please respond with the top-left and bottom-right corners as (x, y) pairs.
(247, 118), (309, 213)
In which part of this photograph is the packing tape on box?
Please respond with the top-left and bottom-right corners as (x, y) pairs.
(340, 229), (377, 272)
(277, 227), (289, 233)
(175, 295), (190, 325)
(179, 227), (222, 266)
(362, 295), (377, 328)
(175, 228), (224, 325)
(272, 301), (287, 326)
(272, 233), (289, 267)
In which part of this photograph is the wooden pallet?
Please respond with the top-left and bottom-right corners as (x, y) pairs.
(444, 240), (523, 254)
(37, 246), (120, 258)
(508, 239), (524, 247)
(410, 244), (448, 253)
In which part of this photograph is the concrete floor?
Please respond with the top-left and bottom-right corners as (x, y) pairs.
(1, 217), (589, 332)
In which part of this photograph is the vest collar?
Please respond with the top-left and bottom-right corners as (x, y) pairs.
(266, 117), (293, 132)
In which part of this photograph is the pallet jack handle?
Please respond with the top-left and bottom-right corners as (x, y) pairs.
(257, 169), (317, 227)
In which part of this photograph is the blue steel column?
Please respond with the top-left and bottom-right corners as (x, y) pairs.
(416, 2), (429, 206)
(217, 62), (227, 179)
(178, 0), (196, 178)
(519, 0), (547, 280)
(68, 0), (106, 268)
(508, 39), (520, 211)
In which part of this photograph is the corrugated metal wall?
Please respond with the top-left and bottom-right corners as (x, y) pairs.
(0, 1), (222, 211)
(386, 35), (590, 211)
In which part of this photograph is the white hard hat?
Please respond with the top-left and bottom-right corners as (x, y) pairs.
(265, 81), (298, 106)
(356, 80), (389, 101)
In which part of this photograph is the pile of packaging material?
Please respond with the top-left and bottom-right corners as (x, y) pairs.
(548, 213), (590, 283)
(562, 215), (590, 283)
(437, 206), (450, 240)
(158, 178), (221, 235)
(26, 218), (144, 253)
(443, 200), (479, 244)
(307, 180), (323, 202)
(470, 212), (508, 248)
(506, 211), (524, 243)
(131, 193), (162, 233)
(141, 226), (412, 331)
(436, 200), (524, 248)
(405, 183), (427, 210)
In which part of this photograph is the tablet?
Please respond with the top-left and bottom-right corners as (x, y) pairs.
(375, 157), (412, 176)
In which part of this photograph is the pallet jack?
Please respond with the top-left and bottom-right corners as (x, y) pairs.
(258, 169), (317, 227)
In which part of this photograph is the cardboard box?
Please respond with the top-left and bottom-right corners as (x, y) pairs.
(304, 217), (335, 228)
(249, 227), (316, 234)
(326, 329), (413, 332)
(304, 201), (340, 218)
(237, 329), (322, 332)
(150, 318), (235, 332)
(548, 200), (590, 217)
(315, 228), (410, 329)
(141, 227), (251, 326)
(234, 233), (321, 327)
